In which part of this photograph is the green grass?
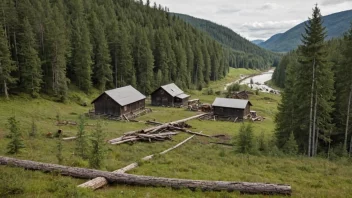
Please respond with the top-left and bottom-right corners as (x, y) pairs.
(1, 68), (352, 197)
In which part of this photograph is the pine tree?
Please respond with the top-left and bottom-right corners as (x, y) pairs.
(89, 121), (106, 169)
(0, 23), (16, 99)
(29, 118), (37, 138)
(7, 116), (25, 154)
(56, 134), (63, 164)
(18, 17), (42, 97)
(90, 12), (112, 92)
(336, 23), (352, 152)
(45, 5), (69, 101)
(237, 123), (254, 154)
(283, 132), (298, 155)
(295, 5), (333, 156)
(75, 114), (88, 159)
(116, 23), (133, 87)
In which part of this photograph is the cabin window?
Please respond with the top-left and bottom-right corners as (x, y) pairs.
(160, 90), (164, 95)
(219, 107), (224, 112)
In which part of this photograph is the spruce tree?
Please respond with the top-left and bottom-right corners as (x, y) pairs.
(0, 23), (16, 99)
(89, 121), (106, 169)
(283, 132), (298, 155)
(18, 17), (42, 97)
(116, 23), (133, 87)
(295, 5), (333, 156)
(7, 116), (25, 154)
(75, 114), (88, 159)
(237, 123), (254, 154)
(90, 12), (112, 92)
(336, 23), (352, 152)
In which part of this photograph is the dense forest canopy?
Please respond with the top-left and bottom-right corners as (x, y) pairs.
(0, 0), (277, 101)
(175, 13), (281, 69)
(274, 5), (352, 156)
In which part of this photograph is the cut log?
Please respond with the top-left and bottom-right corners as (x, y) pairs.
(62, 136), (77, 141)
(123, 114), (129, 122)
(111, 137), (140, 145)
(79, 134), (197, 189)
(169, 126), (212, 138)
(0, 156), (292, 195)
(146, 120), (164, 126)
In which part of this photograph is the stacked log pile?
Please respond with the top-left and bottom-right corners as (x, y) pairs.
(108, 113), (209, 145)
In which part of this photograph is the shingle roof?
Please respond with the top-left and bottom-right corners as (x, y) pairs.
(92, 86), (146, 106)
(161, 83), (184, 97)
(212, 98), (252, 109)
(175, 93), (190, 99)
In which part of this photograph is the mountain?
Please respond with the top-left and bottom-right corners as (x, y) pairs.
(174, 13), (281, 68)
(259, 10), (352, 52)
(251, 40), (265, 45)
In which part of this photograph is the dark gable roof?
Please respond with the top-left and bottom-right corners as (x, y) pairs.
(92, 85), (146, 106)
(212, 98), (252, 109)
(161, 83), (184, 97)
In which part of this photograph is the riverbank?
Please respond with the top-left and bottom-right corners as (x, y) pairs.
(240, 69), (280, 94)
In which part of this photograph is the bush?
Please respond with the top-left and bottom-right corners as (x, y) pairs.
(47, 177), (92, 198)
(7, 116), (25, 154)
(228, 83), (241, 92)
(0, 169), (25, 196)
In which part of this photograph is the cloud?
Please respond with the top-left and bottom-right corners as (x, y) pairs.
(260, 2), (283, 10)
(321, 0), (352, 5)
(216, 7), (241, 14)
(240, 20), (301, 31)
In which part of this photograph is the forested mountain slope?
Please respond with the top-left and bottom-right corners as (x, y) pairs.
(259, 9), (352, 52)
(0, 0), (272, 101)
(174, 13), (281, 68)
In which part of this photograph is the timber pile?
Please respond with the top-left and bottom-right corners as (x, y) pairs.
(0, 156), (292, 195)
(108, 114), (210, 145)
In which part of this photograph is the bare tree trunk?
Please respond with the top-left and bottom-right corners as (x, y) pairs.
(308, 58), (316, 157)
(79, 134), (197, 189)
(349, 135), (352, 158)
(0, 156), (292, 195)
(312, 90), (318, 157)
(114, 51), (117, 88)
(328, 129), (332, 160)
(4, 80), (9, 99)
(344, 85), (352, 151)
(315, 128), (319, 156)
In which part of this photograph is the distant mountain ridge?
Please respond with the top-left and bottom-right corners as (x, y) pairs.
(251, 40), (265, 45)
(173, 13), (281, 67)
(259, 9), (352, 52)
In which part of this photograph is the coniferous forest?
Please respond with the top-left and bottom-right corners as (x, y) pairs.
(273, 6), (352, 156)
(0, 0), (277, 101)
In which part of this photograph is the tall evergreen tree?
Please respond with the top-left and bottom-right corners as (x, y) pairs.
(18, 18), (42, 97)
(0, 23), (16, 99)
(116, 23), (133, 87)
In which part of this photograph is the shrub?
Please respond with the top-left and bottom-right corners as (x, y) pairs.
(258, 131), (268, 154)
(47, 177), (92, 198)
(75, 114), (89, 159)
(89, 121), (106, 169)
(0, 169), (25, 196)
(29, 118), (37, 137)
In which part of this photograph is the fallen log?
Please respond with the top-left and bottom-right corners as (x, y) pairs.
(79, 134), (197, 189)
(110, 137), (140, 145)
(146, 120), (164, 126)
(169, 126), (212, 138)
(62, 136), (77, 141)
(0, 156), (292, 195)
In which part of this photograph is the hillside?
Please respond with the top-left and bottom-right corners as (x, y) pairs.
(174, 13), (281, 68)
(1, 68), (352, 197)
(259, 9), (352, 52)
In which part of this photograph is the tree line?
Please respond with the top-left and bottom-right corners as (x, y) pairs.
(274, 5), (352, 157)
(0, 0), (276, 101)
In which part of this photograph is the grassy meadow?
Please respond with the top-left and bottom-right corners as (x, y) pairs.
(1, 68), (352, 198)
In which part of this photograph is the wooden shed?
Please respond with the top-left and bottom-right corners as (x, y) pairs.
(91, 86), (146, 117)
(151, 83), (190, 107)
(212, 98), (252, 119)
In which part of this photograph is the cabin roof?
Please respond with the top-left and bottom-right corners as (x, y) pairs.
(175, 93), (190, 99)
(92, 85), (146, 106)
(212, 98), (252, 109)
(160, 83), (184, 97)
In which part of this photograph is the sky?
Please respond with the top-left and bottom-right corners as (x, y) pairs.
(151, 0), (352, 41)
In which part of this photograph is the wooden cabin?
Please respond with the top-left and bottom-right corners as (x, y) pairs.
(91, 86), (146, 117)
(151, 83), (190, 107)
(212, 98), (252, 119)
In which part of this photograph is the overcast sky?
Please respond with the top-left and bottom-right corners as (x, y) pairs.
(152, 0), (352, 41)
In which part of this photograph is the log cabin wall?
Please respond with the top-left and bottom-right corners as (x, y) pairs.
(94, 93), (121, 116)
(120, 99), (146, 115)
(213, 107), (245, 118)
(151, 88), (174, 106)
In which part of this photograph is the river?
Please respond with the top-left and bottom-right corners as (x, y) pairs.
(240, 69), (279, 93)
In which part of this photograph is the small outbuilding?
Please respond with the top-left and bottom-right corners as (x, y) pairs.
(212, 98), (252, 119)
(151, 83), (190, 107)
(91, 85), (146, 117)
